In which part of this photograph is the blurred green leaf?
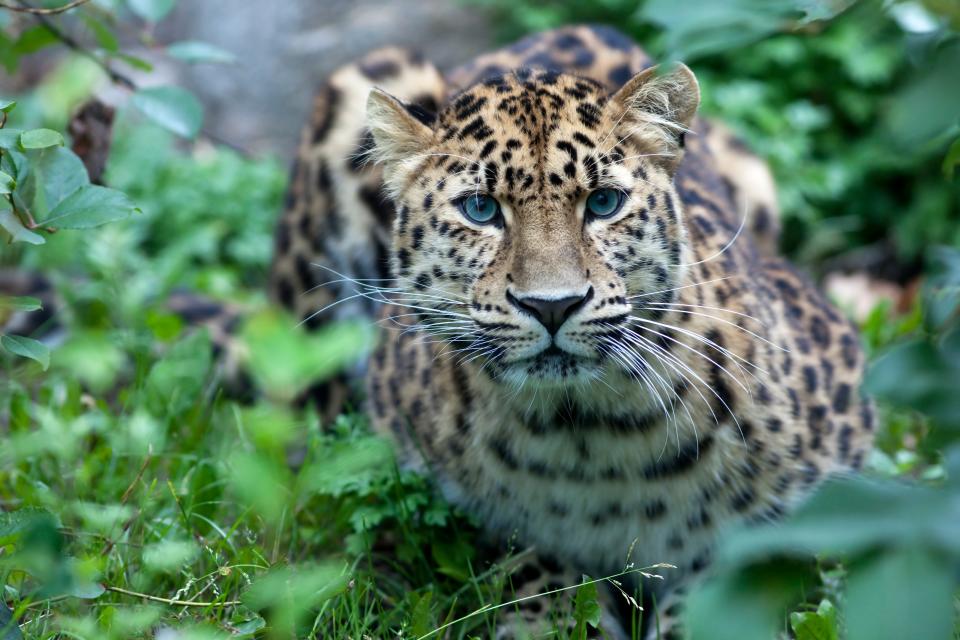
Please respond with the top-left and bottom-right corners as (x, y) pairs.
(143, 329), (211, 416)
(1, 334), (50, 370)
(12, 25), (57, 56)
(0, 600), (23, 640)
(686, 561), (812, 640)
(0, 507), (59, 540)
(0, 207), (44, 245)
(142, 540), (199, 573)
(886, 41), (960, 145)
(301, 436), (393, 496)
(408, 590), (434, 638)
(81, 15), (119, 53)
(167, 40), (236, 64)
(116, 52), (154, 72)
(0, 99), (15, 112)
(796, 0), (856, 23)
(866, 340), (960, 427)
(127, 0), (177, 22)
(131, 86), (203, 139)
(241, 310), (375, 401)
(20, 129), (64, 150)
(717, 475), (960, 564)
(228, 451), (291, 523)
(943, 137), (960, 179)
(846, 547), (954, 640)
(54, 331), (126, 393)
(242, 563), (348, 635)
(0, 170), (13, 194)
(790, 599), (838, 640)
(42, 184), (138, 229)
(31, 146), (89, 215)
(0, 296), (41, 312)
(573, 578), (602, 635)
(639, 0), (797, 60)
(0, 129), (22, 149)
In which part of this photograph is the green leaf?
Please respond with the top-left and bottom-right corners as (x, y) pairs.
(0, 506), (59, 539)
(408, 590), (434, 638)
(0, 99), (14, 113)
(638, 0), (795, 60)
(12, 25), (57, 56)
(143, 329), (211, 416)
(717, 475), (960, 563)
(573, 577), (602, 636)
(301, 436), (394, 496)
(142, 540), (199, 573)
(790, 599), (838, 640)
(943, 137), (960, 180)
(866, 339), (960, 427)
(0, 128), (22, 149)
(42, 184), (138, 229)
(796, 0), (856, 23)
(0, 170), (13, 194)
(242, 563), (348, 631)
(0, 599), (23, 640)
(167, 40), (236, 64)
(0, 296), (41, 312)
(686, 561), (812, 640)
(228, 452), (290, 524)
(430, 538), (475, 581)
(127, 0), (177, 22)
(887, 41), (960, 145)
(131, 86), (203, 139)
(241, 310), (375, 401)
(20, 128), (64, 149)
(0, 207), (44, 244)
(82, 15), (119, 53)
(31, 146), (90, 215)
(116, 52), (154, 72)
(1, 334), (50, 370)
(846, 547), (954, 640)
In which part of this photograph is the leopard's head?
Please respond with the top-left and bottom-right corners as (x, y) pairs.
(367, 65), (700, 386)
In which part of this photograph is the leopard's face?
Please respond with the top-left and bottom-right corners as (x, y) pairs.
(369, 67), (700, 386)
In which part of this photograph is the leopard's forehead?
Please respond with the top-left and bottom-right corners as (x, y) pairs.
(434, 70), (611, 148)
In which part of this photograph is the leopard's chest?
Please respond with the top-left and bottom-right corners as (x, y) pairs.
(431, 396), (757, 582)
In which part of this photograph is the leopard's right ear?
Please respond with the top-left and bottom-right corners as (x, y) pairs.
(366, 88), (435, 166)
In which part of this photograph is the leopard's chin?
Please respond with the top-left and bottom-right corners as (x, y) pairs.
(494, 347), (604, 386)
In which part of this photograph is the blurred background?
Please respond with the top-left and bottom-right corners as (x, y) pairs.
(1, 1), (959, 639)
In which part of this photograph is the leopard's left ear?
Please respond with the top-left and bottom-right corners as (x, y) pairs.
(366, 88), (435, 167)
(609, 63), (700, 171)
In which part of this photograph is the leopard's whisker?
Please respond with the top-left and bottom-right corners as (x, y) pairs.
(627, 275), (737, 300)
(636, 305), (788, 354)
(628, 315), (767, 378)
(640, 301), (767, 327)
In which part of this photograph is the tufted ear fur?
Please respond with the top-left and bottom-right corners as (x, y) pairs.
(366, 88), (434, 168)
(609, 63), (700, 172)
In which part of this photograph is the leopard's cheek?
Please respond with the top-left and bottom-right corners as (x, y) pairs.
(594, 188), (686, 304)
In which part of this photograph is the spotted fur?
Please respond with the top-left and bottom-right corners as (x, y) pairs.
(269, 26), (874, 638)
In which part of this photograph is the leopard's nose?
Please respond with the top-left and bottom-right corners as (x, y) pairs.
(507, 286), (593, 335)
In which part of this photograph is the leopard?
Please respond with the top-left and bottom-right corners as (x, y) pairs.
(268, 25), (875, 639)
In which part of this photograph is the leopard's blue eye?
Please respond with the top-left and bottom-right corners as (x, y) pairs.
(585, 188), (625, 219)
(457, 194), (501, 224)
